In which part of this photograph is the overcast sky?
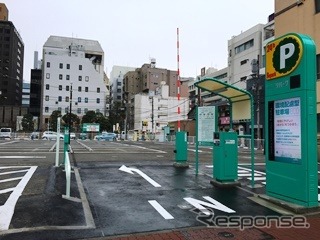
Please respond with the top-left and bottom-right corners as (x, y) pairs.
(4, 0), (274, 81)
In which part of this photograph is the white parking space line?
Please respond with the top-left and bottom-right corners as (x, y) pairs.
(0, 177), (23, 183)
(0, 166), (37, 231)
(0, 188), (15, 194)
(148, 200), (174, 220)
(0, 169), (29, 176)
(0, 156), (46, 159)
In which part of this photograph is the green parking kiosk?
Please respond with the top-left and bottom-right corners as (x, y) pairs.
(213, 132), (238, 182)
(265, 33), (318, 207)
(174, 131), (188, 163)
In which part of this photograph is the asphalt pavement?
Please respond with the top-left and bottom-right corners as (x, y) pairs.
(0, 139), (319, 240)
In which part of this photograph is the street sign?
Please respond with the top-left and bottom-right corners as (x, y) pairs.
(265, 33), (318, 207)
(82, 123), (100, 132)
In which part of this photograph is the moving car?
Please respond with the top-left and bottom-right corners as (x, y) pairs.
(70, 132), (76, 140)
(30, 132), (40, 140)
(94, 132), (117, 141)
(42, 131), (64, 140)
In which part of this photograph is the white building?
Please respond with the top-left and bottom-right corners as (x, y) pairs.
(227, 24), (265, 89)
(40, 36), (107, 128)
(110, 65), (136, 103)
(133, 84), (189, 132)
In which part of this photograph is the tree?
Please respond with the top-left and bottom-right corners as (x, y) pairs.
(81, 110), (97, 124)
(62, 113), (80, 132)
(21, 113), (34, 132)
(109, 102), (126, 133)
(49, 110), (62, 131)
(95, 113), (112, 131)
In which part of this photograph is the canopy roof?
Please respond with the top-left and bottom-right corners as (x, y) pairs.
(194, 77), (251, 103)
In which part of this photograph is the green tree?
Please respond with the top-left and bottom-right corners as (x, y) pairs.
(62, 113), (80, 132)
(21, 113), (34, 132)
(109, 102), (126, 133)
(49, 110), (62, 131)
(95, 113), (112, 131)
(81, 110), (97, 124)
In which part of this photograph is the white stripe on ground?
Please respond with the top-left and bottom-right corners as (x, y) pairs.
(0, 166), (37, 231)
(148, 200), (174, 219)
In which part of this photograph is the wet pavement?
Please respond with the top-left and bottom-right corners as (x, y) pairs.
(0, 140), (319, 240)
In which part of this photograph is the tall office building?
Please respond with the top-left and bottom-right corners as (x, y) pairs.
(0, 3), (24, 106)
(41, 36), (107, 129)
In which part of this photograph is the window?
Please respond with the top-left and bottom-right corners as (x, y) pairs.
(97, 87), (100, 93)
(77, 108), (81, 114)
(46, 73), (50, 79)
(66, 96), (69, 102)
(59, 63), (63, 69)
(58, 96), (62, 102)
(85, 87), (88, 92)
(59, 74), (63, 80)
(316, 0), (320, 13)
(235, 39), (254, 54)
(78, 97), (81, 102)
(65, 107), (69, 113)
(240, 59), (248, 65)
(78, 86), (82, 92)
(45, 107), (49, 113)
(79, 65), (82, 70)
(59, 85), (62, 90)
(85, 76), (89, 82)
(96, 98), (100, 103)
(78, 76), (82, 81)
(45, 95), (49, 101)
(66, 75), (70, 80)
(67, 64), (70, 69)
(47, 62), (50, 68)
(84, 108), (88, 113)
(57, 107), (61, 112)
(66, 86), (70, 91)
(96, 109), (100, 113)
(85, 97), (88, 103)
(46, 84), (49, 90)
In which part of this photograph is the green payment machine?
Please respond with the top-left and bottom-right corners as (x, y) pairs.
(174, 131), (188, 164)
(265, 33), (318, 207)
(213, 132), (238, 182)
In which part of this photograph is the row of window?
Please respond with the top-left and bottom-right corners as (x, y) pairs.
(45, 84), (100, 92)
(46, 62), (83, 70)
(235, 39), (254, 55)
(45, 96), (101, 103)
(45, 73), (90, 81)
(44, 107), (100, 114)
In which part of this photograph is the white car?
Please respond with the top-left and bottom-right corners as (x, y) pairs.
(42, 131), (64, 140)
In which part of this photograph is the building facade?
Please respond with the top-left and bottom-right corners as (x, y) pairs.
(40, 36), (107, 130)
(0, 20), (24, 106)
(274, 0), (320, 115)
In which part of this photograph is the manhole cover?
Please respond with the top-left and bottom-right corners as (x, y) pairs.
(217, 231), (234, 238)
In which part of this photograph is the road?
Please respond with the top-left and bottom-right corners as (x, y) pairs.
(0, 139), (318, 240)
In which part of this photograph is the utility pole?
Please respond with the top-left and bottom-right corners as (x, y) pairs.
(151, 96), (154, 136)
(68, 82), (73, 144)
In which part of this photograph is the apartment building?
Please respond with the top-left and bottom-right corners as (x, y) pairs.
(40, 36), (107, 129)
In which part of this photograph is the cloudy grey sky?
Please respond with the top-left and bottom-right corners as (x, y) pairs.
(4, 0), (274, 80)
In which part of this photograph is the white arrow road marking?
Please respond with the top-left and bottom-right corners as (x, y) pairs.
(148, 200), (174, 219)
(0, 166), (37, 230)
(119, 165), (161, 187)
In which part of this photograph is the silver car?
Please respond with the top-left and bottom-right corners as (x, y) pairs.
(42, 131), (64, 140)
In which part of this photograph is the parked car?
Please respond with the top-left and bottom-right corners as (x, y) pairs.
(94, 132), (117, 141)
(70, 132), (76, 140)
(42, 131), (64, 140)
(0, 127), (12, 139)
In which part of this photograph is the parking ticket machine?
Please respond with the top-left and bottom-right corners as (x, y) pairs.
(213, 132), (238, 182)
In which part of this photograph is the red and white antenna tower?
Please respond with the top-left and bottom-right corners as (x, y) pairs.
(177, 27), (181, 132)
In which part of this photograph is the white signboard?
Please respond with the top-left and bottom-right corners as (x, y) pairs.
(197, 106), (216, 144)
(274, 97), (301, 164)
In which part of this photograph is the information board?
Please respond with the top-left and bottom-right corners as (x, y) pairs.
(197, 106), (216, 144)
(274, 97), (301, 164)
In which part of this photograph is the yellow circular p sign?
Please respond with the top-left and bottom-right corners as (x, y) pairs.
(266, 34), (303, 80)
